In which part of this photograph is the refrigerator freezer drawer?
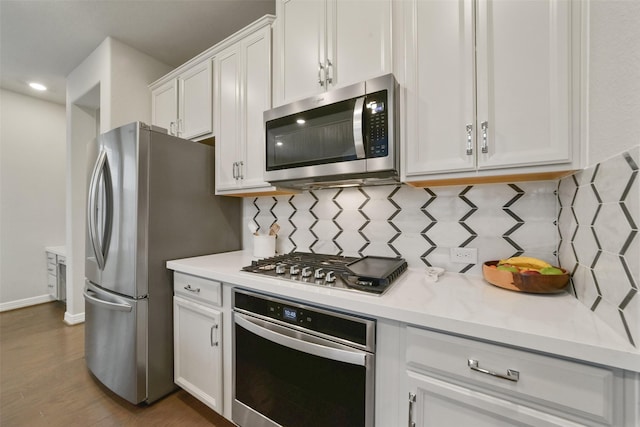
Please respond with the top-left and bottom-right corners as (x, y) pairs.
(84, 282), (147, 404)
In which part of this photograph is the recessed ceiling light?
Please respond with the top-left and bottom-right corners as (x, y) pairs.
(29, 82), (47, 91)
(296, 118), (305, 124)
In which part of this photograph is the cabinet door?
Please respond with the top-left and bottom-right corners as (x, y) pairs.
(178, 60), (213, 140)
(403, 0), (476, 176)
(174, 296), (222, 413)
(275, 0), (326, 105)
(328, 0), (392, 90)
(151, 80), (178, 135)
(241, 26), (272, 189)
(407, 370), (583, 427)
(476, 0), (571, 169)
(214, 45), (242, 192)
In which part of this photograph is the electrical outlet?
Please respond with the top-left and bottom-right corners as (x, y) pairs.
(450, 247), (478, 264)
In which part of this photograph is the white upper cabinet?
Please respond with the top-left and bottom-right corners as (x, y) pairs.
(151, 80), (178, 136)
(476, 0), (571, 170)
(214, 17), (278, 195)
(402, 0), (581, 183)
(151, 59), (213, 140)
(273, 0), (392, 106)
(178, 61), (213, 140)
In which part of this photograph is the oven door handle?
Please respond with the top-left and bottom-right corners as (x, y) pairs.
(234, 312), (368, 366)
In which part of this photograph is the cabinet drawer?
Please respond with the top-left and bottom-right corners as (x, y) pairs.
(46, 252), (56, 264)
(47, 263), (57, 275)
(173, 272), (222, 307)
(47, 273), (57, 289)
(406, 327), (620, 424)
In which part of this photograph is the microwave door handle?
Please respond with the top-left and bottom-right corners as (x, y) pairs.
(352, 96), (366, 159)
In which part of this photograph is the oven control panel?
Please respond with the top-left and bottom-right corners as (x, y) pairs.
(268, 302), (313, 327)
(234, 289), (372, 347)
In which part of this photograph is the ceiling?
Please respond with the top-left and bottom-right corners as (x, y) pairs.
(0, 0), (275, 105)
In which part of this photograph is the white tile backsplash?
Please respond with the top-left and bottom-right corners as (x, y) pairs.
(243, 182), (559, 276)
(558, 146), (640, 347)
(241, 147), (640, 347)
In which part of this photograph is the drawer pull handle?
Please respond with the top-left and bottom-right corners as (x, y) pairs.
(468, 359), (519, 382)
(184, 284), (200, 294)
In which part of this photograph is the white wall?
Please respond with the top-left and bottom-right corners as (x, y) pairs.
(64, 37), (172, 323)
(588, 0), (640, 164)
(0, 89), (66, 309)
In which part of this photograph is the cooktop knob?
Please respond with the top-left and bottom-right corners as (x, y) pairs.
(275, 263), (286, 275)
(301, 266), (313, 278)
(325, 271), (336, 283)
(289, 264), (300, 275)
(314, 268), (325, 279)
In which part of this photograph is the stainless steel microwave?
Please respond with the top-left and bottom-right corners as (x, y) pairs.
(264, 74), (399, 189)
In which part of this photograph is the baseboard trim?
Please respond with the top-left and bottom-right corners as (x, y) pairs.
(0, 294), (56, 312)
(64, 311), (85, 325)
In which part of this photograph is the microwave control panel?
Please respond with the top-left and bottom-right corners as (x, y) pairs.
(365, 90), (388, 158)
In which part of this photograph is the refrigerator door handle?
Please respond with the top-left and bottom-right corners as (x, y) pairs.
(84, 288), (133, 312)
(87, 150), (113, 270)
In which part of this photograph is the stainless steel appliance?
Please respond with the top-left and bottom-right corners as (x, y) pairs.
(84, 122), (241, 405)
(232, 289), (376, 427)
(264, 74), (399, 189)
(241, 252), (407, 295)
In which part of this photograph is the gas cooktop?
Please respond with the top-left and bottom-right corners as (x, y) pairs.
(241, 252), (408, 295)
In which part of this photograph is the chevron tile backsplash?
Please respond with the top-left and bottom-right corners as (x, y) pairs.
(243, 148), (640, 347)
(558, 146), (639, 347)
(243, 181), (559, 276)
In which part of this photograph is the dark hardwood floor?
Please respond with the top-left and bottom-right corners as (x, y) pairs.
(0, 301), (236, 427)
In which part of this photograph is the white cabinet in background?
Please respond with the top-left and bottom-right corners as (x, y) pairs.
(214, 17), (280, 195)
(45, 250), (66, 301)
(151, 58), (213, 140)
(404, 326), (628, 427)
(273, 0), (392, 106)
(173, 273), (223, 413)
(150, 79), (177, 136)
(402, 0), (581, 184)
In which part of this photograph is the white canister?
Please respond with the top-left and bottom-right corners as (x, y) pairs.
(253, 234), (276, 258)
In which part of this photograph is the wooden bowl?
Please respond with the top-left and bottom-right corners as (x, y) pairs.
(482, 261), (570, 294)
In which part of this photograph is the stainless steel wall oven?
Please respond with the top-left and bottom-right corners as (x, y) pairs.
(232, 289), (376, 427)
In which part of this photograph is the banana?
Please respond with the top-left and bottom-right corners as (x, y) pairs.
(498, 256), (551, 270)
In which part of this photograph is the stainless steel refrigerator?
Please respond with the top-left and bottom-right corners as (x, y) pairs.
(84, 122), (241, 405)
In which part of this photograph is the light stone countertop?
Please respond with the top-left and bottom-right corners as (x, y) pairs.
(167, 250), (640, 372)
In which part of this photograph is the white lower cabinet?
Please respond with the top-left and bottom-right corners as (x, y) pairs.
(403, 326), (632, 427)
(407, 371), (585, 427)
(173, 274), (223, 413)
(46, 250), (65, 301)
